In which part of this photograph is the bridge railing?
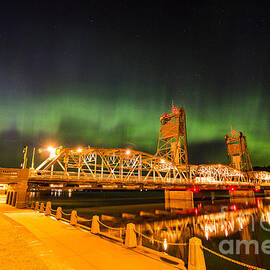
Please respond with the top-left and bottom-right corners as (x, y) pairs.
(30, 169), (270, 187)
(6, 165), (265, 187)
(0, 168), (20, 179)
(30, 170), (191, 184)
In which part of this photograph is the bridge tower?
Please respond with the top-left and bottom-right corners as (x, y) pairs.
(225, 130), (253, 171)
(156, 106), (188, 166)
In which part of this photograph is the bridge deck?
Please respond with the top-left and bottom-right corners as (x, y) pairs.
(2, 166), (270, 188)
(0, 197), (180, 270)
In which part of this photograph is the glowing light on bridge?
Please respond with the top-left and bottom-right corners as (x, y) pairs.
(77, 148), (82, 153)
(37, 146), (63, 161)
(0, 184), (7, 191)
(125, 149), (131, 155)
(47, 146), (57, 158)
(191, 186), (199, 193)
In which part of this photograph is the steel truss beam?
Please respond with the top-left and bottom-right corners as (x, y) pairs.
(31, 148), (270, 187)
(32, 147), (187, 185)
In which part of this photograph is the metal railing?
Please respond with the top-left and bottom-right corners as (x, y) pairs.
(0, 168), (20, 178)
(27, 200), (268, 270)
(28, 200), (124, 243)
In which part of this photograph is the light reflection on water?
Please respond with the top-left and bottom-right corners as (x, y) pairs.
(29, 190), (270, 269)
(138, 198), (270, 269)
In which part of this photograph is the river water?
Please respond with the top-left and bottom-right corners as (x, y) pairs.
(30, 190), (270, 269)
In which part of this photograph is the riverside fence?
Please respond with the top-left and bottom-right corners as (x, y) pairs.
(28, 201), (267, 270)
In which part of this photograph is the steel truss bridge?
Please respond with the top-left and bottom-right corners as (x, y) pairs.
(1, 106), (270, 190)
(1, 146), (269, 189)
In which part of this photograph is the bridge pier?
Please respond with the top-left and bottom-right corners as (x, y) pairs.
(6, 169), (30, 208)
(165, 190), (194, 210)
(229, 190), (254, 198)
(230, 189), (255, 204)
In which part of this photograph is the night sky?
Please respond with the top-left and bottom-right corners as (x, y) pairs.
(0, 1), (270, 167)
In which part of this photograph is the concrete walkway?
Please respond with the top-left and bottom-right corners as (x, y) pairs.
(0, 197), (181, 270)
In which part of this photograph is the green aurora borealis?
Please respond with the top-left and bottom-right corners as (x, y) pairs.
(0, 1), (270, 167)
(1, 82), (269, 167)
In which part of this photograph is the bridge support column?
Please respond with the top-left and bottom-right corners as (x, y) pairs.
(188, 237), (206, 270)
(230, 190), (254, 198)
(165, 190), (194, 210)
(230, 190), (255, 204)
(14, 169), (29, 208)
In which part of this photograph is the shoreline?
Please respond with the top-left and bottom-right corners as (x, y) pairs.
(0, 196), (183, 270)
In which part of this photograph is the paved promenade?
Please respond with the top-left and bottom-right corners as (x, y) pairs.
(0, 196), (181, 270)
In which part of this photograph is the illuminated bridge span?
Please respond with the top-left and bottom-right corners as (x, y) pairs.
(1, 152), (270, 189)
(24, 105), (270, 188)
(23, 147), (270, 188)
(1, 105), (270, 209)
